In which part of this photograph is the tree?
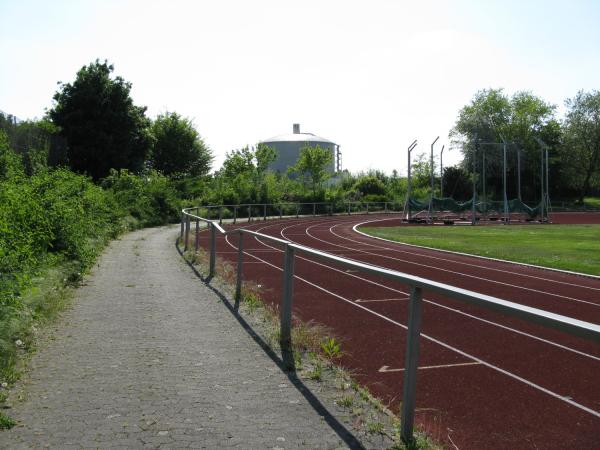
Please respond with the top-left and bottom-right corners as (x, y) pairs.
(560, 90), (600, 202)
(48, 60), (152, 180)
(450, 88), (558, 200)
(150, 112), (213, 177)
(291, 144), (333, 199)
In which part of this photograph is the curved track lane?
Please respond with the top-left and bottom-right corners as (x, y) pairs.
(197, 214), (600, 449)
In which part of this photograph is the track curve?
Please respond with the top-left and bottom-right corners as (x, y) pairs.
(198, 214), (600, 449)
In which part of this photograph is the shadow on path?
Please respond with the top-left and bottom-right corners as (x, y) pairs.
(176, 239), (365, 450)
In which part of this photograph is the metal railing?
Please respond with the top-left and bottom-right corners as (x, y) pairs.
(179, 205), (600, 444)
(193, 201), (404, 225)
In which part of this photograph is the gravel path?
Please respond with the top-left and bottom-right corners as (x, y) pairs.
(0, 226), (359, 449)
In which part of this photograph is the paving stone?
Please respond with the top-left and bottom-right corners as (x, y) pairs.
(0, 227), (361, 449)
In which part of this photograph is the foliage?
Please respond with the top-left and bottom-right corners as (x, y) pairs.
(559, 90), (600, 202)
(290, 144), (333, 200)
(101, 169), (181, 227)
(320, 336), (341, 359)
(450, 88), (559, 201)
(48, 60), (152, 180)
(150, 111), (213, 177)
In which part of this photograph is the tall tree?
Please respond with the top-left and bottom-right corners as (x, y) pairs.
(450, 88), (558, 200)
(291, 144), (333, 199)
(560, 90), (600, 202)
(150, 112), (213, 177)
(48, 60), (151, 180)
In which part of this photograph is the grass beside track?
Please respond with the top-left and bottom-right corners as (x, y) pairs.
(360, 224), (600, 276)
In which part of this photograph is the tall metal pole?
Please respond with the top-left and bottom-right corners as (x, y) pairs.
(440, 145), (445, 197)
(472, 137), (477, 226)
(517, 146), (522, 201)
(545, 148), (550, 221)
(503, 141), (509, 223)
(429, 136), (439, 222)
(405, 140), (417, 221)
(482, 148), (486, 217)
(540, 148), (544, 222)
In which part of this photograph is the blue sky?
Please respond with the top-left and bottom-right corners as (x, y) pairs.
(1, 0), (599, 173)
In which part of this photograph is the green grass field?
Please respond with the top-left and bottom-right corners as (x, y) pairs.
(360, 224), (600, 276)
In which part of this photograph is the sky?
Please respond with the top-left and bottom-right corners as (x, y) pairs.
(1, 0), (599, 174)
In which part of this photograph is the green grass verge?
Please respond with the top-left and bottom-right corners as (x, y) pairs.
(360, 225), (600, 276)
(584, 196), (600, 208)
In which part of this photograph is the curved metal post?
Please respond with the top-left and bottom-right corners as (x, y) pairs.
(180, 212), (185, 241)
(209, 224), (216, 278)
(281, 244), (296, 370)
(235, 231), (244, 307)
(184, 214), (191, 251)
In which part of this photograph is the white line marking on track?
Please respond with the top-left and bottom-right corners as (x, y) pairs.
(379, 362), (482, 372)
(350, 216), (600, 287)
(318, 223), (600, 307)
(224, 227), (600, 417)
(274, 221), (600, 361)
(356, 298), (409, 303)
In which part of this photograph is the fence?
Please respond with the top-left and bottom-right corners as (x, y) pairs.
(180, 204), (600, 444)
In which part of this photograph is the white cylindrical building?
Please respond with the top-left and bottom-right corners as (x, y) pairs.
(261, 124), (339, 175)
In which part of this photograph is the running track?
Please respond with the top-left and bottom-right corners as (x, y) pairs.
(195, 213), (600, 449)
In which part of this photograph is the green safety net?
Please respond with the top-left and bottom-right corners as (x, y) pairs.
(408, 197), (542, 218)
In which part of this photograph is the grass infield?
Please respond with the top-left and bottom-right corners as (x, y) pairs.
(360, 224), (600, 276)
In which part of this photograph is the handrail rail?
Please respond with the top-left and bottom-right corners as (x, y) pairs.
(179, 204), (600, 444)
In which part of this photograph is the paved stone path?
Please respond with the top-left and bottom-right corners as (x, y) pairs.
(0, 226), (359, 449)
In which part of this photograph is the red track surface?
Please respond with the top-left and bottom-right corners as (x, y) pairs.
(197, 214), (600, 449)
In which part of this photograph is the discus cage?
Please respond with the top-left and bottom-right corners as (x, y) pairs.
(403, 136), (551, 225)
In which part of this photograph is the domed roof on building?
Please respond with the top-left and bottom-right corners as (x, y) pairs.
(261, 124), (335, 145)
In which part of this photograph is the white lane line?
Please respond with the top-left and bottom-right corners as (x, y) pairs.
(275, 221), (600, 362)
(356, 298), (409, 303)
(379, 362), (482, 372)
(313, 223), (600, 308)
(348, 217), (600, 288)
(222, 229), (600, 418)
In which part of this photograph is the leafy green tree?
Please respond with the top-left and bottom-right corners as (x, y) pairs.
(291, 144), (333, 199)
(451, 88), (558, 200)
(150, 112), (213, 177)
(560, 90), (600, 202)
(48, 60), (152, 180)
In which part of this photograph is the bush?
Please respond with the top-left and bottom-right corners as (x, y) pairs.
(102, 169), (181, 227)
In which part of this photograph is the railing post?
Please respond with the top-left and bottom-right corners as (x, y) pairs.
(263, 204), (267, 221)
(194, 219), (200, 251)
(233, 206), (237, 224)
(219, 207), (223, 225)
(184, 214), (190, 251)
(313, 203), (316, 216)
(280, 244), (296, 370)
(385, 202), (388, 213)
(248, 205), (252, 222)
(235, 231), (244, 308)
(401, 286), (424, 444)
(296, 204), (299, 218)
(329, 203), (333, 216)
(366, 202), (369, 214)
(180, 211), (185, 241)
(348, 202), (351, 215)
(279, 204), (283, 219)
(209, 223), (216, 278)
